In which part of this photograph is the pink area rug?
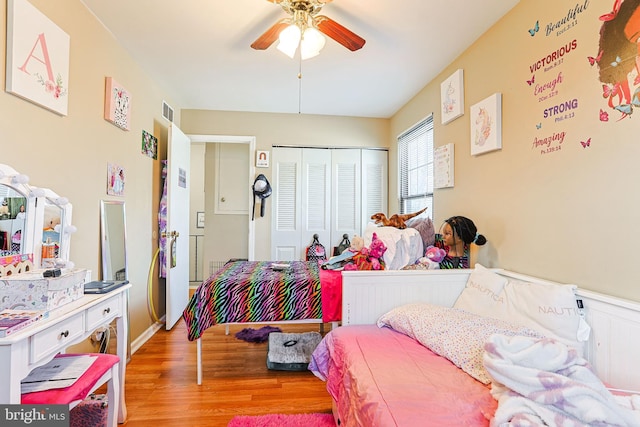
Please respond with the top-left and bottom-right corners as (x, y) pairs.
(228, 413), (335, 427)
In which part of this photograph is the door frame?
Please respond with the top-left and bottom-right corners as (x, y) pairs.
(187, 134), (256, 261)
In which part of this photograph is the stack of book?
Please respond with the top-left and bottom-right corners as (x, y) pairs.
(0, 309), (47, 338)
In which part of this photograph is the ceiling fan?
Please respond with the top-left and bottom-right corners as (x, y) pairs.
(251, 0), (366, 58)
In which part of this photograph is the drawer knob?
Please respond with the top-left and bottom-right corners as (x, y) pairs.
(59, 330), (69, 338)
(104, 307), (111, 314)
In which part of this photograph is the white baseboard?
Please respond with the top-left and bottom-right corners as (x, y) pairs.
(130, 316), (166, 355)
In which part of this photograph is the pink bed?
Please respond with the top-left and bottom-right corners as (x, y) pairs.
(309, 324), (497, 426)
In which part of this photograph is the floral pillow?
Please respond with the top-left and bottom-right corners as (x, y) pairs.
(377, 302), (542, 384)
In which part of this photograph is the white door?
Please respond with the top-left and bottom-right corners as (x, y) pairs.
(272, 147), (331, 260)
(331, 149), (361, 247)
(165, 124), (191, 330)
(271, 147), (302, 260)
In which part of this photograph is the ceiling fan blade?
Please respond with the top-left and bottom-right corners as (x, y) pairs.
(315, 15), (365, 51)
(251, 19), (290, 50)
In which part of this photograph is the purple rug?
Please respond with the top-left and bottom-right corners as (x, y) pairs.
(228, 413), (335, 427)
(234, 326), (282, 343)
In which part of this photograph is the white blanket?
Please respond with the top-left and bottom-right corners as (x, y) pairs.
(364, 223), (423, 270)
(483, 334), (640, 427)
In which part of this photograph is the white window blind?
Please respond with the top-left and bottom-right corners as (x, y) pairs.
(398, 115), (434, 217)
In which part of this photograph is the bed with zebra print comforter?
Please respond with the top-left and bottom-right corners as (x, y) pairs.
(183, 260), (337, 341)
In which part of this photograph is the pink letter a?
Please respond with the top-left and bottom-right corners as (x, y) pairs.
(18, 33), (54, 82)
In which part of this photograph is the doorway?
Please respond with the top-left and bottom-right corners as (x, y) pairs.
(187, 134), (256, 286)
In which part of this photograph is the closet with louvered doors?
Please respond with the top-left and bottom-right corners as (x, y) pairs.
(271, 147), (387, 261)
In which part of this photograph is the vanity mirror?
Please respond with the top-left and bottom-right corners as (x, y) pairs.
(0, 164), (36, 259)
(34, 188), (74, 266)
(100, 200), (128, 283)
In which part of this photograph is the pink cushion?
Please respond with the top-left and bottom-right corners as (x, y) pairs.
(22, 353), (119, 405)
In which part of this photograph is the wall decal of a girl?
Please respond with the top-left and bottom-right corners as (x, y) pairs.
(593, 0), (640, 119)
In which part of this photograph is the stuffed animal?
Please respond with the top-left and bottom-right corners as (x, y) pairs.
(425, 245), (446, 263)
(368, 232), (387, 260)
(415, 245), (446, 270)
(349, 235), (365, 253)
(370, 207), (428, 229)
(343, 233), (387, 271)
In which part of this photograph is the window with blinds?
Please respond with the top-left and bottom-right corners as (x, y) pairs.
(398, 115), (434, 217)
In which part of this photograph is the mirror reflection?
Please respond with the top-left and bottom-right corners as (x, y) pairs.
(41, 202), (63, 260)
(100, 200), (128, 282)
(0, 185), (28, 256)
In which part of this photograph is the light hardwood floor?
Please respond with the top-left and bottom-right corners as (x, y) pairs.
(120, 320), (333, 426)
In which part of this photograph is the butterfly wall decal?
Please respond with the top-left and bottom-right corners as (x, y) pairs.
(528, 20), (539, 37)
(599, 109), (609, 122)
(527, 75), (535, 86)
(580, 138), (591, 148)
(536, 122), (542, 129)
(599, 0), (622, 21)
(602, 84), (618, 98)
(611, 56), (622, 67)
(587, 50), (603, 66)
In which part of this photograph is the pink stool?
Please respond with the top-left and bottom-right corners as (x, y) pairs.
(22, 353), (120, 427)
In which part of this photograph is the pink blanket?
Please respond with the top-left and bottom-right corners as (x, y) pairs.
(309, 325), (497, 426)
(318, 269), (342, 323)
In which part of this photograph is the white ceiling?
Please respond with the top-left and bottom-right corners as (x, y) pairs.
(81, 0), (519, 118)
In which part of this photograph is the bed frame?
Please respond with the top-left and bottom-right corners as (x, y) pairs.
(341, 268), (640, 392)
(195, 319), (338, 385)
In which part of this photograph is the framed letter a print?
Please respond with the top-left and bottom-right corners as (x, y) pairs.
(6, 0), (70, 116)
(470, 93), (502, 156)
(440, 69), (464, 124)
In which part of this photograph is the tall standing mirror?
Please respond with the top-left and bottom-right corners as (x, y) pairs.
(100, 199), (131, 362)
(100, 200), (128, 283)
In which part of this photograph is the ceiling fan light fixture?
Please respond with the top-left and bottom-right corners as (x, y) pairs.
(277, 24), (301, 58)
(300, 27), (325, 60)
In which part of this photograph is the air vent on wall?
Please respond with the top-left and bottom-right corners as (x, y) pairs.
(162, 100), (174, 122)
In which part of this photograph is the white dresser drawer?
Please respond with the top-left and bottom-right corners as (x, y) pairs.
(86, 294), (122, 331)
(30, 312), (85, 363)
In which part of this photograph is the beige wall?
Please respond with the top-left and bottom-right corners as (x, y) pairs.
(182, 110), (390, 260)
(392, 0), (640, 301)
(0, 0), (182, 346)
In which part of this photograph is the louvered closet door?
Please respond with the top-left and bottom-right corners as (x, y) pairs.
(272, 147), (302, 260)
(271, 147), (331, 260)
(331, 149), (361, 249)
(301, 148), (331, 257)
(361, 149), (388, 235)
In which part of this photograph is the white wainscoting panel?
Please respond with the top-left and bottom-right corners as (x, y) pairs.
(577, 289), (640, 392)
(341, 269), (470, 325)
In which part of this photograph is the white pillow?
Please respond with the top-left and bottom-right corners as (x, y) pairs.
(455, 264), (589, 356)
(377, 302), (542, 384)
(503, 278), (586, 354)
(453, 263), (508, 319)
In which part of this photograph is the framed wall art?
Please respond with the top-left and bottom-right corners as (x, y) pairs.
(440, 69), (464, 125)
(104, 77), (132, 130)
(107, 163), (125, 196)
(141, 130), (158, 160)
(256, 150), (270, 168)
(5, 0), (70, 116)
(470, 93), (502, 156)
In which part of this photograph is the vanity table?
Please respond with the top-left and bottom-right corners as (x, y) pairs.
(0, 284), (129, 423)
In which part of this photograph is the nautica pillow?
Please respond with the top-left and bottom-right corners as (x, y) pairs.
(453, 263), (508, 320)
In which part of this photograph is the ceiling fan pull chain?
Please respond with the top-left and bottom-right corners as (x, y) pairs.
(298, 54), (303, 114)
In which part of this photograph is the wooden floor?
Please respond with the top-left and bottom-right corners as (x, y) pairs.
(120, 320), (334, 426)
